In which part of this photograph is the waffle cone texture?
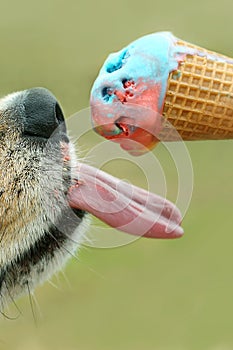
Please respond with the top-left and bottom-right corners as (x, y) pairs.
(161, 40), (233, 141)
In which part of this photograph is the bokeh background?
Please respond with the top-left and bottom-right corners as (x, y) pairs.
(1, 0), (233, 349)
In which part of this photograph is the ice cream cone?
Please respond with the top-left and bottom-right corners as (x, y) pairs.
(91, 32), (233, 153)
(161, 40), (233, 141)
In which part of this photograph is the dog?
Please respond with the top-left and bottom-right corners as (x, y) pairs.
(0, 87), (92, 309)
(0, 87), (183, 310)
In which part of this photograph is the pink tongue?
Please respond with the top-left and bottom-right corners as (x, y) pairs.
(68, 163), (184, 239)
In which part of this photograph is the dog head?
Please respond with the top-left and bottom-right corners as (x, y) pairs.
(0, 87), (183, 309)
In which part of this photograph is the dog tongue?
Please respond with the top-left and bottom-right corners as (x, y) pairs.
(68, 163), (183, 239)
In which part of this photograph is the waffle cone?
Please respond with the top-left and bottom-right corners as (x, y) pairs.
(160, 40), (233, 141)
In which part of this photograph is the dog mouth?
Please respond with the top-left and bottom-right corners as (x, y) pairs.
(60, 140), (183, 239)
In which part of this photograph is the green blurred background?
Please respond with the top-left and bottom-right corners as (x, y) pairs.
(1, 0), (233, 349)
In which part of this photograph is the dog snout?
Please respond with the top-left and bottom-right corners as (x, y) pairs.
(22, 87), (66, 139)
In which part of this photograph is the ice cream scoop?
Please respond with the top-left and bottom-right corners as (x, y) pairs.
(90, 32), (233, 155)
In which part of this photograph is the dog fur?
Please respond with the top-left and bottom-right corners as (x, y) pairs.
(0, 88), (89, 309)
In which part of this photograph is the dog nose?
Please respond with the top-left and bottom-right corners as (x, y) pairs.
(23, 87), (66, 139)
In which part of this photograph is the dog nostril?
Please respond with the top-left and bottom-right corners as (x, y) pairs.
(55, 102), (65, 125)
(23, 87), (66, 139)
